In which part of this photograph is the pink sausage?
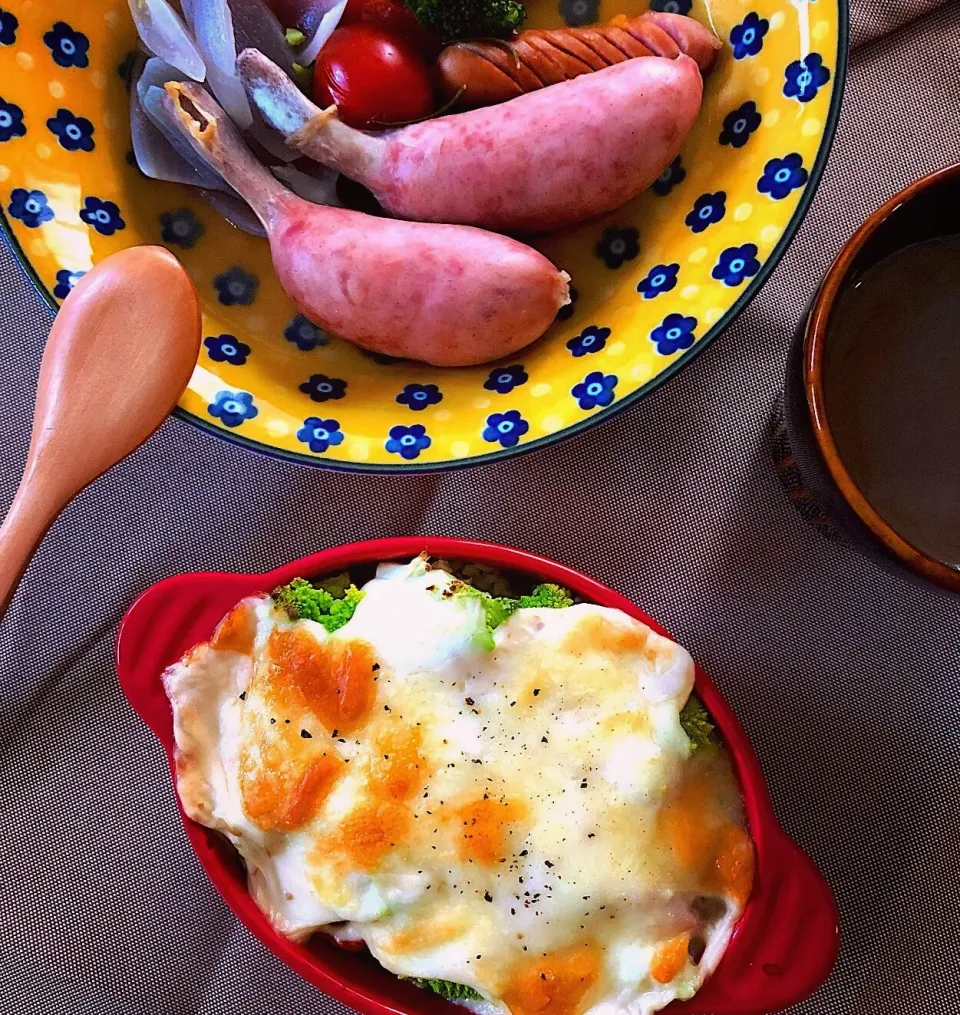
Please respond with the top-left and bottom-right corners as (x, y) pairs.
(164, 82), (568, 367)
(240, 51), (703, 234)
(383, 56), (702, 231)
(270, 205), (569, 365)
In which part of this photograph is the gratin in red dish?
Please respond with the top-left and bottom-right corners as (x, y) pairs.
(116, 537), (839, 1015)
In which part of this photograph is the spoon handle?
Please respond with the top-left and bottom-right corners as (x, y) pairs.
(0, 476), (63, 619)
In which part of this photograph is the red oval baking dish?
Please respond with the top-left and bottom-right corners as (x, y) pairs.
(115, 536), (839, 1015)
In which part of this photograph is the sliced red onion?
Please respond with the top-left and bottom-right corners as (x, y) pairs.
(298, 0), (342, 37)
(271, 163), (342, 206)
(296, 0), (348, 66)
(181, 0), (253, 128)
(198, 189), (268, 237)
(231, 0), (295, 77)
(127, 0), (206, 81)
(140, 83), (232, 191)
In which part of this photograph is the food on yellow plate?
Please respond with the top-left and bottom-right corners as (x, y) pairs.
(161, 83), (569, 367)
(240, 46), (704, 234)
(436, 12), (721, 109)
(164, 556), (755, 1015)
(129, 2), (717, 362)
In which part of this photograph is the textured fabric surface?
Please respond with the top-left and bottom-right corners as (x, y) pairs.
(2, 3), (960, 1013)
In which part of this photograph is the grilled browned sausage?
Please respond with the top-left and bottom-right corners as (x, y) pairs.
(437, 11), (721, 108)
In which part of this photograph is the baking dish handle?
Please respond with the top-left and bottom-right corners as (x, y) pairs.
(683, 825), (839, 1014)
(115, 571), (264, 742)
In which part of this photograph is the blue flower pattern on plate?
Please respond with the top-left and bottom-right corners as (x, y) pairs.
(650, 314), (697, 356)
(297, 417), (344, 454)
(712, 243), (760, 287)
(556, 285), (579, 322)
(284, 315), (328, 350)
(652, 157), (685, 196)
(484, 365), (527, 394)
(596, 227), (639, 269)
(650, 0), (691, 13)
(160, 208), (203, 248)
(730, 13), (768, 59)
(47, 108), (94, 152)
(80, 196), (124, 236)
(0, 7), (837, 467)
(208, 390), (257, 428)
(637, 263), (679, 300)
(0, 9), (18, 46)
(300, 374), (347, 402)
(204, 334), (250, 366)
(758, 153), (808, 199)
(8, 188), (54, 228)
(0, 97), (25, 142)
(43, 22), (89, 69)
(53, 268), (85, 299)
(685, 191), (726, 233)
(386, 424), (431, 460)
(784, 53), (830, 103)
(397, 383), (442, 410)
(719, 101), (761, 148)
(559, 0), (598, 27)
(567, 325), (610, 357)
(482, 410), (529, 448)
(572, 372), (618, 410)
(214, 267), (258, 306)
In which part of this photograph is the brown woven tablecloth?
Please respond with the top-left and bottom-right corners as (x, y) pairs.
(2, 3), (960, 1013)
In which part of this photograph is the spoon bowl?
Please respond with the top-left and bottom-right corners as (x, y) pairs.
(0, 245), (201, 616)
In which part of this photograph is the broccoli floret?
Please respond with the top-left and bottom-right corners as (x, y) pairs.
(272, 577), (364, 632)
(480, 595), (519, 631)
(442, 576), (572, 651)
(409, 978), (483, 1002)
(679, 695), (717, 751)
(517, 583), (574, 609)
(405, 0), (526, 39)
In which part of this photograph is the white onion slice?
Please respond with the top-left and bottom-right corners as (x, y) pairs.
(272, 164), (343, 206)
(127, 0), (206, 81)
(137, 55), (192, 95)
(181, 0), (253, 128)
(296, 0), (348, 67)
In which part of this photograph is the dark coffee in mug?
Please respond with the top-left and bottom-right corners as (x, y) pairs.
(823, 235), (960, 567)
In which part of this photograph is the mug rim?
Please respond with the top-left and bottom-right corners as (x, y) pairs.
(803, 161), (960, 594)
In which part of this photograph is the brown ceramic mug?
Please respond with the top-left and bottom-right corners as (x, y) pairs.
(782, 163), (960, 595)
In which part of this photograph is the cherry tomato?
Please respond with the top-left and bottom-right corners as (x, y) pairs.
(340, 0), (441, 55)
(313, 23), (435, 129)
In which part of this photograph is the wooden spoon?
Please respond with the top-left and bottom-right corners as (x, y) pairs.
(0, 246), (201, 618)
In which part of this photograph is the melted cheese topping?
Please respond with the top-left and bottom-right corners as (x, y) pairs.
(163, 558), (753, 1015)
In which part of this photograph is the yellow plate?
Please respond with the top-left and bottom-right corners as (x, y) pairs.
(0, 0), (846, 471)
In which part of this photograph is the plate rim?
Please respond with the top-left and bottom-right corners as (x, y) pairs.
(0, 1), (850, 474)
